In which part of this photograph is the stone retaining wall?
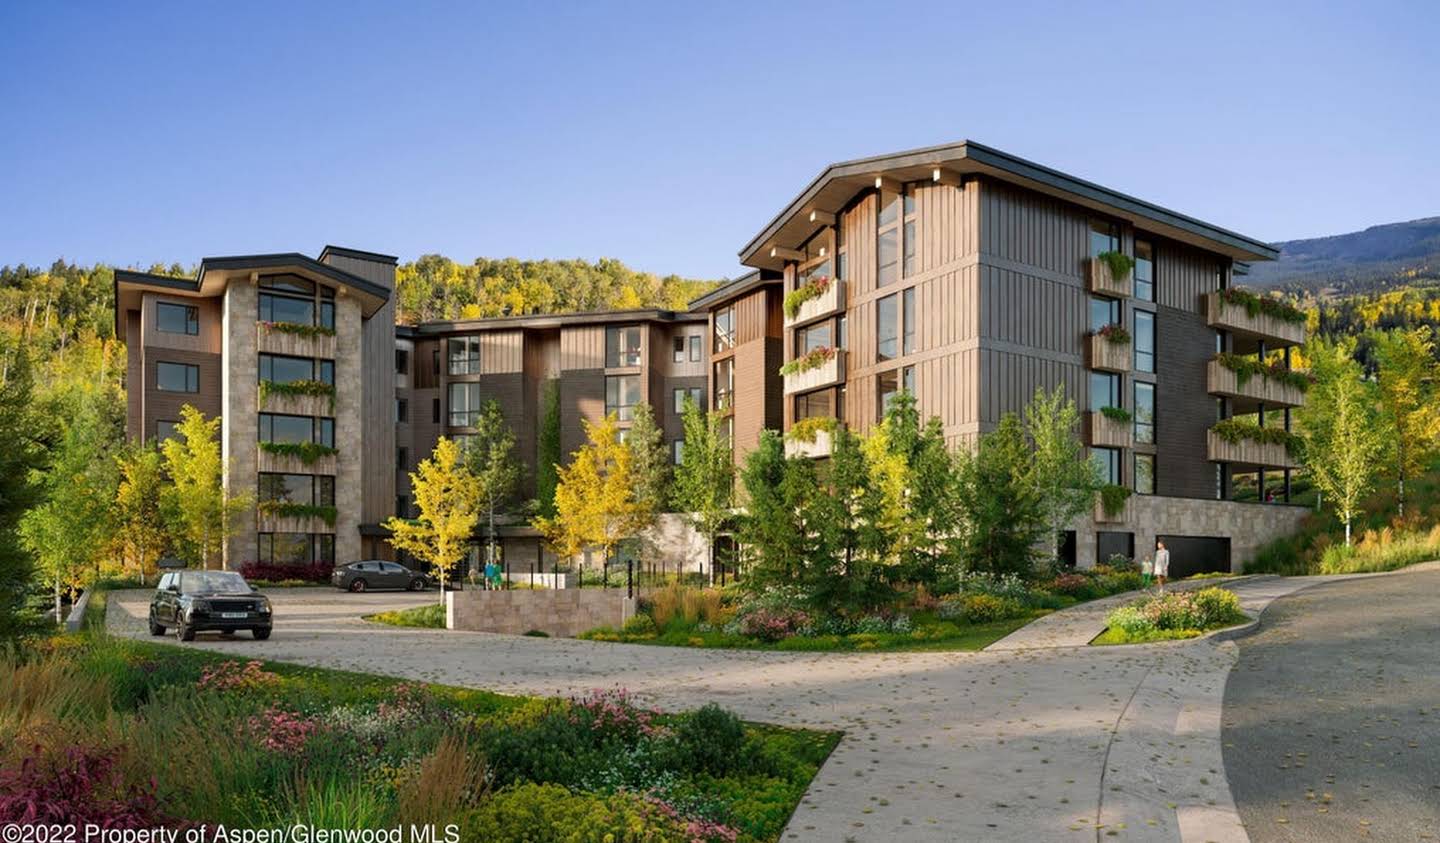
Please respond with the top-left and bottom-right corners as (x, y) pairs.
(1067, 494), (1309, 571)
(446, 589), (636, 637)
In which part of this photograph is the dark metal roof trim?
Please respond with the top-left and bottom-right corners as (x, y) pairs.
(687, 270), (779, 310)
(198, 253), (392, 300)
(113, 269), (200, 291)
(318, 244), (399, 265)
(410, 307), (707, 334)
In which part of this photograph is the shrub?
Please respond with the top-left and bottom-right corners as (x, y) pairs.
(395, 732), (490, 825)
(622, 613), (658, 636)
(257, 440), (339, 464)
(1099, 405), (1132, 423)
(782, 274), (832, 319)
(239, 560), (334, 583)
(461, 783), (692, 842)
(0, 746), (168, 828)
(938, 593), (1026, 623)
(1217, 287), (1307, 324)
(1095, 250), (1135, 281)
(737, 607), (809, 641)
(480, 708), (604, 788)
(674, 704), (746, 777)
(571, 688), (664, 743)
(1046, 572), (1092, 597)
(1099, 484), (1131, 516)
(1103, 587), (1246, 638)
(1096, 323), (1130, 345)
(197, 659), (280, 693)
(1210, 418), (1303, 456)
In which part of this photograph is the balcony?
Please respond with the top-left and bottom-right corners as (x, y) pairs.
(257, 505), (336, 535)
(1087, 411), (1133, 449)
(1087, 333), (1130, 373)
(783, 349), (846, 396)
(257, 322), (337, 358)
(1094, 490), (1132, 524)
(1206, 428), (1301, 470)
(784, 278), (845, 329)
(1086, 257), (1132, 299)
(258, 445), (338, 475)
(1206, 359), (1308, 410)
(1205, 291), (1306, 348)
(784, 428), (834, 459)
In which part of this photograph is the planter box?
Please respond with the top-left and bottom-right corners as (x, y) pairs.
(1205, 292), (1306, 346)
(1206, 360), (1307, 408)
(1088, 411), (1133, 448)
(259, 390), (334, 417)
(1206, 429), (1300, 469)
(256, 510), (335, 534)
(783, 349), (846, 396)
(1094, 493), (1132, 524)
(258, 448), (338, 476)
(784, 280), (845, 329)
(1087, 257), (1133, 298)
(257, 324), (338, 359)
(1088, 334), (1130, 373)
(784, 428), (833, 459)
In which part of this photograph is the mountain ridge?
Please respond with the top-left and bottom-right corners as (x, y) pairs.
(1244, 216), (1440, 293)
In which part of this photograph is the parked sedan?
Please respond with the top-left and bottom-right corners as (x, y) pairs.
(332, 560), (429, 592)
(149, 570), (272, 641)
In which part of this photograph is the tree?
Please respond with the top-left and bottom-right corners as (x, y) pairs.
(114, 443), (169, 584)
(626, 401), (670, 516)
(160, 405), (250, 569)
(463, 400), (523, 573)
(535, 414), (647, 576)
(955, 413), (1046, 576)
(672, 398), (734, 582)
(1298, 338), (1384, 544)
(534, 379), (561, 518)
(1372, 327), (1440, 518)
(1024, 385), (1101, 559)
(385, 437), (481, 594)
(0, 347), (47, 635)
(737, 430), (815, 588)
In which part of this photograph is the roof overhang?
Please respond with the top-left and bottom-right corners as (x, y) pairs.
(739, 140), (1280, 272)
(687, 269), (782, 311)
(409, 308), (707, 335)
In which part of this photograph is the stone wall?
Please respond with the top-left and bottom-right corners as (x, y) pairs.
(333, 295), (364, 565)
(1068, 494), (1309, 571)
(222, 281), (258, 568)
(446, 589), (635, 637)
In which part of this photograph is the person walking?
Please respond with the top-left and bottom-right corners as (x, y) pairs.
(1153, 541), (1170, 591)
(1140, 555), (1153, 589)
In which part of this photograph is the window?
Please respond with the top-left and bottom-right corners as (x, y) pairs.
(1134, 453), (1155, 495)
(877, 294), (898, 361)
(794, 321), (832, 356)
(397, 447), (409, 472)
(672, 440), (684, 465)
(448, 382), (481, 426)
(1134, 310), (1155, 373)
(395, 348), (409, 374)
(259, 354), (316, 384)
(1089, 296), (1121, 333)
(259, 473), (334, 506)
(903, 186), (918, 278)
(713, 307), (735, 353)
(877, 369), (900, 419)
(156, 420), (179, 442)
(447, 337), (481, 375)
(1089, 221), (1119, 257)
(688, 334), (702, 362)
(719, 416), (733, 448)
(837, 315), (847, 350)
(396, 496), (410, 518)
(902, 287), (916, 355)
(606, 326), (642, 367)
(432, 348), (440, 375)
(258, 533), (334, 565)
(673, 336), (685, 363)
(1091, 447), (1121, 485)
(794, 389), (835, 421)
(713, 359), (733, 411)
(673, 387), (702, 414)
(156, 361), (198, 393)
(605, 375), (640, 421)
(1134, 382), (1155, 444)
(902, 365), (915, 395)
(1215, 464), (1224, 500)
(156, 302), (198, 335)
(877, 188), (900, 286)
(1134, 239), (1155, 302)
(259, 413), (333, 447)
(1089, 371), (1119, 412)
(395, 398), (408, 423)
(431, 398), (441, 424)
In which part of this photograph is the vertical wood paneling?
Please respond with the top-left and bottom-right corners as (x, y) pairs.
(479, 330), (524, 374)
(560, 325), (604, 371)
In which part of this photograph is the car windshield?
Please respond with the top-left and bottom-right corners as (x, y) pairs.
(178, 571), (252, 595)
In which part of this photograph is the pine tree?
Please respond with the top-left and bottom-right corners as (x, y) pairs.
(956, 413), (1046, 577)
(626, 401), (670, 516)
(0, 347), (46, 636)
(534, 379), (561, 517)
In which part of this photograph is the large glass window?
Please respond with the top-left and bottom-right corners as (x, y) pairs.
(258, 532), (334, 565)
(673, 387), (703, 413)
(156, 302), (198, 335)
(1091, 447), (1121, 485)
(1134, 453), (1155, 495)
(1134, 239), (1155, 302)
(877, 188), (901, 286)
(395, 348), (409, 374)
(448, 382), (481, 426)
(713, 307), (735, 353)
(259, 413), (333, 447)
(877, 294), (898, 361)
(1089, 296), (1121, 333)
(877, 369), (900, 419)
(713, 359), (734, 411)
(797, 230), (832, 289)
(902, 364), (915, 395)
(447, 337), (481, 375)
(903, 186), (918, 278)
(794, 322), (832, 356)
(1134, 310), (1155, 373)
(605, 375), (640, 421)
(1089, 221), (1119, 257)
(1089, 371), (1119, 412)
(156, 420), (179, 442)
(688, 334), (702, 362)
(259, 354), (318, 384)
(1134, 381), (1155, 444)
(795, 389), (835, 421)
(606, 326), (642, 367)
(156, 361), (198, 393)
(259, 473), (334, 507)
(902, 287), (916, 354)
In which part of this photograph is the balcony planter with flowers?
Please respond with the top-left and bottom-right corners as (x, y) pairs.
(1205, 289), (1307, 345)
(781, 347), (845, 395)
(1088, 324), (1131, 373)
(785, 416), (839, 459)
(1206, 419), (1302, 468)
(1088, 251), (1135, 298)
(783, 275), (844, 328)
(1208, 353), (1311, 407)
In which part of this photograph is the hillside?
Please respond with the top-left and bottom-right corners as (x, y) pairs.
(1245, 216), (1440, 293)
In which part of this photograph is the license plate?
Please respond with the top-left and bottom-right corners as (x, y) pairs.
(221, 612), (247, 619)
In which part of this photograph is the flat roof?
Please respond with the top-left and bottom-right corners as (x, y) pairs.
(739, 140), (1280, 270)
(408, 307), (707, 334)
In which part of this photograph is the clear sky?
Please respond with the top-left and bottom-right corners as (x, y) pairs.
(1, 0), (1436, 279)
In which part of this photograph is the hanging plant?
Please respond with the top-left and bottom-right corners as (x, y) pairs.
(261, 321), (337, 338)
(259, 379), (336, 411)
(258, 501), (338, 526)
(1095, 251), (1135, 282)
(259, 441), (339, 464)
(1099, 484), (1132, 517)
(1214, 353), (1313, 392)
(1216, 288), (1306, 325)
(783, 275), (834, 319)
(1099, 405), (1132, 423)
(1095, 323), (1131, 345)
(1210, 419), (1303, 456)
(786, 416), (838, 444)
(779, 346), (837, 377)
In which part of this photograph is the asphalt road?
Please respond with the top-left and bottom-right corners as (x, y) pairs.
(1222, 570), (1440, 841)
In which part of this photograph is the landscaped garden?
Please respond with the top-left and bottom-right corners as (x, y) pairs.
(1091, 586), (1249, 645)
(0, 633), (837, 840)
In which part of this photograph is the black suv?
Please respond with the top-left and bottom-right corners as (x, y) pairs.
(149, 570), (273, 641)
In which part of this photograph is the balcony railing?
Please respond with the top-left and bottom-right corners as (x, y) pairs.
(1205, 291), (1307, 346)
(257, 322), (337, 358)
(783, 349), (846, 396)
(1206, 359), (1307, 408)
(1206, 429), (1301, 469)
(784, 428), (834, 459)
(784, 279), (846, 329)
(1088, 334), (1130, 373)
(1088, 411), (1134, 449)
(1086, 257), (1132, 299)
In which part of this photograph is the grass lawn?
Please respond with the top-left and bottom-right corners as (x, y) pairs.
(366, 602), (446, 628)
(2, 632), (838, 841)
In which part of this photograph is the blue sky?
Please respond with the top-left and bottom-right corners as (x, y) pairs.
(1, 0), (1436, 279)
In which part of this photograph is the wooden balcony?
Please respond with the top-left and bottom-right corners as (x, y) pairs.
(259, 388), (333, 418)
(783, 349), (846, 396)
(1206, 360), (1307, 409)
(1086, 257), (1132, 299)
(1094, 492), (1132, 524)
(1206, 429), (1301, 469)
(784, 428), (833, 459)
(257, 323), (337, 358)
(1088, 334), (1130, 373)
(1205, 291), (1306, 347)
(256, 509), (335, 535)
(784, 279), (845, 329)
(1088, 411), (1133, 449)
(258, 447), (338, 476)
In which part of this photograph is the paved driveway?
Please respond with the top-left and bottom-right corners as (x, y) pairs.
(104, 579), (1347, 842)
(1222, 570), (1440, 841)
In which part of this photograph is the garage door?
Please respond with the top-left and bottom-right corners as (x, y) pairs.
(1155, 535), (1231, 579)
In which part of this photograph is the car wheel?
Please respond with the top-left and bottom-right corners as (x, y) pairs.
(177, 620), (196, 642)
(349, 579), (367, 593)
(253, 627), (271, 640)
(148, 612), (166, 636)
(408, 578), (426, 591)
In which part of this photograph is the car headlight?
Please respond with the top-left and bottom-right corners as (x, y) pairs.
(257, 602), (271, 614)
(191, 599), (209, 612)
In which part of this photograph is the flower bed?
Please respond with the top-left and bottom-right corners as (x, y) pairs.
(1093, 586), (1248, 645)
(0, 636), (836, 842)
